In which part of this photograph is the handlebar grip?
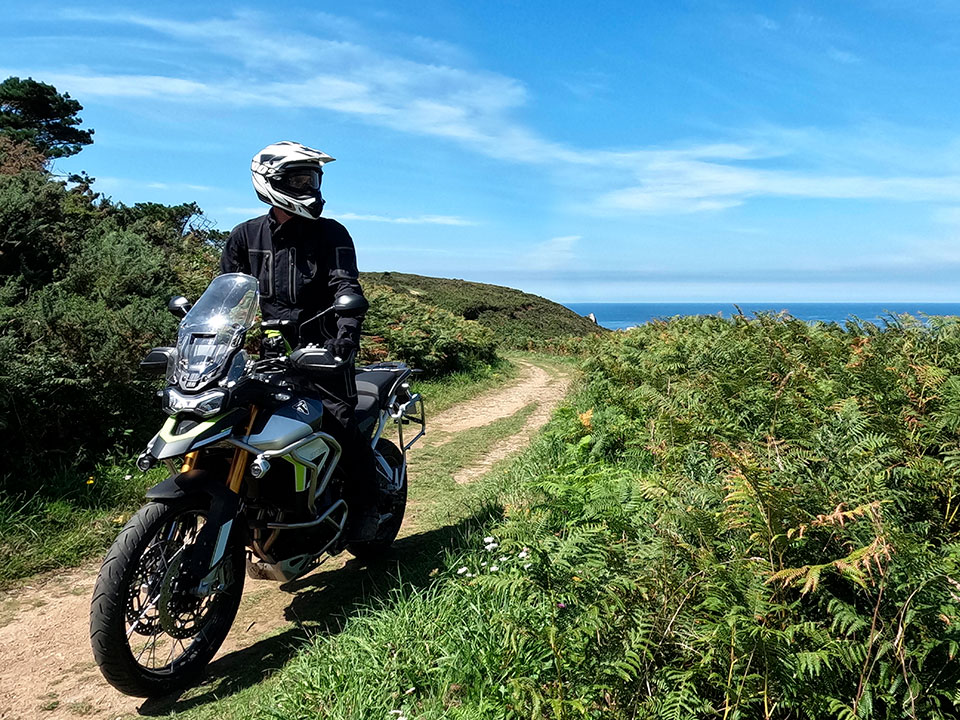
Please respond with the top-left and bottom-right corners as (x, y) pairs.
(289, 346), (354, 372)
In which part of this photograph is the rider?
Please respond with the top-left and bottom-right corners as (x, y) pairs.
(220, 141), (379, 542)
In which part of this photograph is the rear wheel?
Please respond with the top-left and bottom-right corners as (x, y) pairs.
(347, 438), (407, 559)
(89, 496), (245, 697)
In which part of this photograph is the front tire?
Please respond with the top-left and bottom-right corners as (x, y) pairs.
(89, 496), (245, 697)
(347, 438), (407, 559)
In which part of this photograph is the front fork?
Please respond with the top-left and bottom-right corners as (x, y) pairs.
(187, 406), (259, 595)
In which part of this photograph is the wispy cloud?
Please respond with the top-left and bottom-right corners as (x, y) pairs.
(24, 10), (960, 218)
(525, 235), (580, 270)
(595, 149), (960, 214)
(94, 175), (213, 192)
(337, 212), (478, 226)
(827, 47), (862, 64)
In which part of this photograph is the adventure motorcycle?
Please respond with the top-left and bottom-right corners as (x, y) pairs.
(89, 273), (424, 697)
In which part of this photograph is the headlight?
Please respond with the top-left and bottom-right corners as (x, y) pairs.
(162, 387), (227, 417)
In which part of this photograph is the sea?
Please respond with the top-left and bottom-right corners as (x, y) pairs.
(562, 303), (960, 331)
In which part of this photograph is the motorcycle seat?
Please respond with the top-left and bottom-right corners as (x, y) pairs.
(354, 363), (412, 436)
(355, 367), (410, 407)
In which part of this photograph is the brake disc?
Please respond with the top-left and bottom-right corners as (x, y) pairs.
(158, 552), (215, 640)
(125, 543), (168, 635)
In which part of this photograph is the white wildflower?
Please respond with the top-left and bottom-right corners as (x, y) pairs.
(523, 563), (532, 569)
(484, 536), (495, 543)
(124, 474), (132, 480)
(518, 550), (529, 559)
(484, 542), (499, 551)
(490, 565), (499, 572)
(457, 567), (468, 575)
(500, 556), (508, 562)
(481, 561), (487, 566)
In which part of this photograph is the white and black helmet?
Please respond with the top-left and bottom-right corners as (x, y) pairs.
(251, 141), (335, 219)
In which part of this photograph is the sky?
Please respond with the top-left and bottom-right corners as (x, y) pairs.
(4, 1), (960, 302)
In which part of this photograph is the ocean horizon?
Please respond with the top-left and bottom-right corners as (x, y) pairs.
(562, 302), (960, 331)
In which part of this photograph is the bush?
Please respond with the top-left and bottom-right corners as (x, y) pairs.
(360, 284), (499, 376)
(0, 169), (221, 494)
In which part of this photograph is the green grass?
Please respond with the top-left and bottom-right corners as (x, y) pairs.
(408, 355), (519, 416)
(0, 461), (166, 588)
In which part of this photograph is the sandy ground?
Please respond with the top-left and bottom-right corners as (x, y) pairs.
(0, 358), (571, 720)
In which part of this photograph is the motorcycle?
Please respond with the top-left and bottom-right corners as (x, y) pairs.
(89, 273), (425, 697)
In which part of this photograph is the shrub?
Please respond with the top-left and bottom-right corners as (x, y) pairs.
(360, 284), (498, 376)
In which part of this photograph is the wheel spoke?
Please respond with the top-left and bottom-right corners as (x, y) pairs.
(127, 592), (161, 638)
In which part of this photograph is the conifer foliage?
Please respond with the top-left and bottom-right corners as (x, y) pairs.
(0, 77), (94, 158)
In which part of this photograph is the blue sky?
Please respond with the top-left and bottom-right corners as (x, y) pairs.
(4, 1), (960, 302)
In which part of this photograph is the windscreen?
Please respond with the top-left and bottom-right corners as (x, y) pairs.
(173, 274), (259, 390)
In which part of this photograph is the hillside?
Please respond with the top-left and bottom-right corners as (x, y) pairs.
(361, 271), (603, 346)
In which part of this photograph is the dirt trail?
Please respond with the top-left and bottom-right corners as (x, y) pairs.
(0, 358), (571, 720)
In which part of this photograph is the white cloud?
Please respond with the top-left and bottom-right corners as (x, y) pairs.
(337, 212), (477, 226)
(828, 47), (862, 64)
(26, 11), (960, 217)
(94, 176), (212, 192)
(526, 235), (580, 270)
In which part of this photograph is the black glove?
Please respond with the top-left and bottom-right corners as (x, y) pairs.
(324, 337), (357, 362)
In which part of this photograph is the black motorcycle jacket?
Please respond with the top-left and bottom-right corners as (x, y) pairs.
(219, 211), (365, 346)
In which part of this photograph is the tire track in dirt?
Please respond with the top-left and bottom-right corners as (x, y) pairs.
(0, 358), (572, 720)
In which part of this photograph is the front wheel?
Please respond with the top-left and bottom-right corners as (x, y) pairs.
(89, 496), (245, 697)
(347, 438), (407, 559)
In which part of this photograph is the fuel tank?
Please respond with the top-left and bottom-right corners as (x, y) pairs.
(247, 396), (324, 451)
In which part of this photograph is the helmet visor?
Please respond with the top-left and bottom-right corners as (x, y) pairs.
(272, 168), (322, 198)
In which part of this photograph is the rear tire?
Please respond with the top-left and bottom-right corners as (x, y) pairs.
(90, 496), (245, 697)
(347, 438), (407, 559)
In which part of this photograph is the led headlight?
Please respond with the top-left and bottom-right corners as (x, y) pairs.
(162, 387), (227, 417)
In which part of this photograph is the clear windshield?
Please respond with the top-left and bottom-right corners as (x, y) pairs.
(173, 274), (259, 390)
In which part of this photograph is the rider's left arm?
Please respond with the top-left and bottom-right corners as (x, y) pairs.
(326, 221), (365, 346)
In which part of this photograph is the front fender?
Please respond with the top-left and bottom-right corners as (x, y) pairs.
(145, 469), (242, 580)
(145, 468), (219, 500)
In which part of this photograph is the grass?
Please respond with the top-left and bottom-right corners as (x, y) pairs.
(408, 355), (519, 416)
(362, 271), (603, 347)
(0, 461), (165, 588)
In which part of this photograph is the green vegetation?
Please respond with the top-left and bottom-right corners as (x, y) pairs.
(0, 463), (166, 586)
(0, 76), (94, 157)
(202, 314), (959, 719)
(360, 283), (499, 375)
(362, 271), (603, 347)
(408, 356), (520, 416)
